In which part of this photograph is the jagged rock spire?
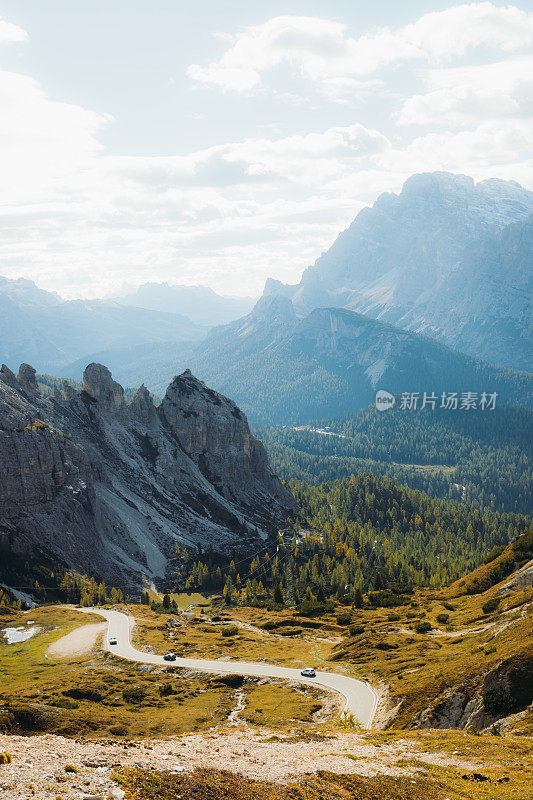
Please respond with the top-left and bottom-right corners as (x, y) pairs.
(83, 363), (124, 408)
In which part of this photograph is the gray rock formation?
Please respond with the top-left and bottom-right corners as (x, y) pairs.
(18, 364), (39, 395)
(83, 362), (125, 408)
(0, 363), (295, 589)
(160, 370), (283, 505)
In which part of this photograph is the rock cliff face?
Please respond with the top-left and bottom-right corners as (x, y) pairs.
(0, 363), (294, 589)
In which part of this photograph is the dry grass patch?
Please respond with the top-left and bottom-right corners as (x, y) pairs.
(116, 767), (457, 800)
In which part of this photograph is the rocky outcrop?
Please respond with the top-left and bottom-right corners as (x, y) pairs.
(415, 654), (533, 732)
(160, 370), (287, 508)
(129, 384), (157, 425)
(498, 558), (533, 593)
(0, 363), (295, 589)
(83, 362), (124, 408)
(18, 364), (39, 395)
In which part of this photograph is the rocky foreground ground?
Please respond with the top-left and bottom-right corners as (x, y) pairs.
(0, 727), (478, 799)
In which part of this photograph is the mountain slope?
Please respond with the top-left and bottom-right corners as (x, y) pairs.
(176, 295), (532, 423)
(264, 172), (533, 370)
(256, 404), (533, 514)
(0, 277), (205, 374)
(0, 362), (294, 589)
(408, 217), (532, 369)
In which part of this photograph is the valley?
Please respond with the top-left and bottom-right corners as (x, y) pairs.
(1, 534), (532, 798)
(1, 169), (532, 800)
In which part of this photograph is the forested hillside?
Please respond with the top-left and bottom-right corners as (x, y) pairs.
(255, 405), (532, 514)
(177, 472), (531, 604)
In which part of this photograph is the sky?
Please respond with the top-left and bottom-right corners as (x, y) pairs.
(0, 1), (532, 299)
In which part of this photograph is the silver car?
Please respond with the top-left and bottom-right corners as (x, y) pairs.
(301, 667), (316, 677)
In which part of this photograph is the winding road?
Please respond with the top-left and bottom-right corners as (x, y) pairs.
(80, 608), (378, 728)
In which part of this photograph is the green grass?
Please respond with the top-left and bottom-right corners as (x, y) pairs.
(0, 604), (330, 738)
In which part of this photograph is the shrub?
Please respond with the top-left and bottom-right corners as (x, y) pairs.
(483, 546), (505, 564)
(64, 764), (78, 773)
(299, 598), (334, 617)
(336, 612), (351, 626)
(64, 687), (104, 702)
(414, 621), (432, 633)
(368, 590), (409, 608)
(122, 686), (147, 704)
(482, 597), (500, 614)
(0, 753), (12, 765)
(387, 613), (400, 621)
(483, 688), (516, 716)
(349, 624), (364, 636)
(443, 602), (456, 611)
(158, 683), (176, 697)
(51, 698), (79, 709)
(109, 724), (128, 736)
(436, 613), (449, 624)
(375, 641), (398, 650)
(221, 625), (238, 637)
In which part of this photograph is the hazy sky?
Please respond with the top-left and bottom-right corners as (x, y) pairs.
(1, 1), (532, 298)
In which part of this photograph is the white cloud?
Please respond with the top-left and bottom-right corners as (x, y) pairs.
(187, 5), (533, 99)
(0, 70), (111, 197)
(0, 15), (27, 43)
(0, 7), (532, 300)
(399, 56), (533, 126)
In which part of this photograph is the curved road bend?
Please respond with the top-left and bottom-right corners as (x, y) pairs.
(80, 608), (378, 728)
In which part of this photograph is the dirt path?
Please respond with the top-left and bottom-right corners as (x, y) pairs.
(47, 621), (106, 658)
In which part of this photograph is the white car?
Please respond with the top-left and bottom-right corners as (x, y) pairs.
(109, 637), (118, 646)
(301, 667), (316, 677)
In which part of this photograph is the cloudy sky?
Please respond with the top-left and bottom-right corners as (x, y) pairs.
(1, 1), (532, 299)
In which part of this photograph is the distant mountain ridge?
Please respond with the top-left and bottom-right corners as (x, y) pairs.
(169, 294), (532, 423)
(264, 172), (533, 371)
(0, 276), (206, 374)
(112, 282), (256, 326)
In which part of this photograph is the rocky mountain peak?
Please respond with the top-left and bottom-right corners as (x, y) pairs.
(129, 383), (156, 424)
(0, 364), (20, 389)
(62, 379), (78, 402)
(161, 368), (288, 506)
(18, 363), (39, 395)
(256, 171), (533, 370)
(250, 293), (297, 326)
(83, 362), (125, 408)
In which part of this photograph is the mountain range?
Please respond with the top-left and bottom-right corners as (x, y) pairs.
(265, 172), (533, 371)
(0, 362), (294, 588)
(173, 294), (532, 423)
(1, 171), (531, 424)
(112, 282), (256, 326)
(0, 277), (206, 375)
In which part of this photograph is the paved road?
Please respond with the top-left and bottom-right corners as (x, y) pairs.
(81, 608), (378, 728)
